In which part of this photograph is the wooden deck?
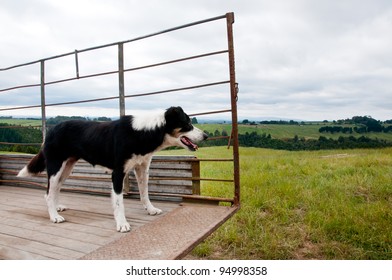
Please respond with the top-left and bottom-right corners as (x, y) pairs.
(0, 185), (237, 260)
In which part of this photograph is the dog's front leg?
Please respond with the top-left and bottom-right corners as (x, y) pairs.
(111, 169), (131, 232)
(134, 162), (162, 216)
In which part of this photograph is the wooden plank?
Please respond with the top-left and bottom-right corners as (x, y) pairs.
(0, 154), (200, 198)
(0, 240), (54, 260)
(0, 185), (182, 259)
(0, 186), (179, 222)
(0, 223), (99, 254)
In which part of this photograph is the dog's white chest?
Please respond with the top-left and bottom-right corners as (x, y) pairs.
(123, 153), (153, 172)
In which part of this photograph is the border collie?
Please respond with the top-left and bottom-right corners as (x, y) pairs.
(17, 106), (208, 232)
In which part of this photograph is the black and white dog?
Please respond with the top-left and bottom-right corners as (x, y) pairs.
(17, 106), (208, 232)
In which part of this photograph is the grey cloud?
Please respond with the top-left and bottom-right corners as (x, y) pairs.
(1, 0), (391, 120)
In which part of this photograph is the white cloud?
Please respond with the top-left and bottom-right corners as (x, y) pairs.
(1, 0), (392, 120)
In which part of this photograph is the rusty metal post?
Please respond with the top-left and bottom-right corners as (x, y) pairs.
(226, 12), (240, 206)
(118, 43), (125, 117)
(74, 50), (80, 79)
(118, 43), (130, 192)
(40, 60), (47, 141)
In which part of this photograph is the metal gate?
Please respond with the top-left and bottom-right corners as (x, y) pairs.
(0, 12), (240, 206)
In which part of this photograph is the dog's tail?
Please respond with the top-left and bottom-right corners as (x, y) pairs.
(17, 150), (46, 177)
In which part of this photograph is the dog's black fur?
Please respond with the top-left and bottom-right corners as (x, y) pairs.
(18, 106), (207, 232)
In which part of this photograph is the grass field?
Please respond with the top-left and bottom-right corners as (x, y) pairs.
(198, 123), (392, 142)
(2, 118), (392, 142)
(0, 118), (42, 126)
(159, 146), (392, 259)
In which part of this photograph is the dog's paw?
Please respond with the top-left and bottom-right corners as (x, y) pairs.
(56, 204), (68, 212)
(117, 222), (131, 233)
(51, 215), (65, 223)
(147, 206), (163, 216)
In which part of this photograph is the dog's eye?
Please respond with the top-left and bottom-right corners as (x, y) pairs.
(180, 122), (193, 132)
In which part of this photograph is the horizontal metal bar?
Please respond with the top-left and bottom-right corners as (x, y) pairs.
(207, 136), (230, 141)
(0, 80), (230, 111)
(126, 191), (235, 204)
(0, 104), (42, 112)
(0, 59), (43, 72)
(75, 14), (227, 55)
(147, 176), (234, 183)
(0, 50), (227, 93)
(0, 83), (41, 93)
(0, 125), (42, 129)
(0, 14), (227, 72)
(188, 109), (232, 117)
(150, 157), (233, 162)
(62, 174), (234, 183)
(124, 50), (228, 73)
(0, 142), (41, 146)
(124, 81), (229, 99)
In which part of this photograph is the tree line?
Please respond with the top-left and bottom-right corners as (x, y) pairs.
(319, 116), (392, 134)
(238, 132), (391, 150)
(2, 115), (392, 154)
(47, 116), (112, 125)
(0, 123), (42, 154)
(200, 130), (392, 150)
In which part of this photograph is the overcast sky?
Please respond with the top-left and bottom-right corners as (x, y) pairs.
(1, 0), (391, 121)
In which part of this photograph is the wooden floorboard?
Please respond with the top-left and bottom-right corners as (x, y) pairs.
(0, 185), (180, 260)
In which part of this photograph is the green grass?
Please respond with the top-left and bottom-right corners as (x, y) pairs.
(159, 146), (392, 259)
(0, 118), (41, 126)
(2, 118), (392, 142)
(197, 123), (392, 142)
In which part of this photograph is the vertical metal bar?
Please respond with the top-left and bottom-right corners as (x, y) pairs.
(74, 50), (80, 79)
(118, 43), (129, 192)
(118, 43), (125, 117)
(40, 60), (47, 141)
(226, 12), (240, 206)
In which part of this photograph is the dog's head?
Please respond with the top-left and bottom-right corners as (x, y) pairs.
(164, 106), (208, 151)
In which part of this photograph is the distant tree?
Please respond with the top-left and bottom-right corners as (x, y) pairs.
(95, 117), (112, 122)
(383, 126), (392, 133)
(191, 117), (198, 124)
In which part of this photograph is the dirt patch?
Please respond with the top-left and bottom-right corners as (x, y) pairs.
(320, 153), (355, 159)
(294, 240), (323, 260)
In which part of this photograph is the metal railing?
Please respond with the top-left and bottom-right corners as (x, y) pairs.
(0, 13), (240, 206)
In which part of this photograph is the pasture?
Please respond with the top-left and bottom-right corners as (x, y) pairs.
(159, 146), (392, 259)
(1, 118), (391, 259)
(197, 123), (392, 142)
(2, 118), (392, 142)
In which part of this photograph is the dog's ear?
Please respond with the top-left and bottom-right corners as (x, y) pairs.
(165, 106), (188, 129)
(165, 106), (184, 120)
(166, 106), (183, 115)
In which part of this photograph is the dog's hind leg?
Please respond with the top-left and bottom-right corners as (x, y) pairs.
(134, 159), (162, 216)
(45, 158), (76, 223)
(111, 169), (131, 232)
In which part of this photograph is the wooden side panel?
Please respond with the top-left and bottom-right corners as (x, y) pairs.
(0, 154), (199, 198)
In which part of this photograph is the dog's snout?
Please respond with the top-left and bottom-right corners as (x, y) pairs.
(203, 132), (208, 140)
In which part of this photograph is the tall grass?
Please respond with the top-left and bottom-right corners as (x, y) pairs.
(159, 147), (392, 259)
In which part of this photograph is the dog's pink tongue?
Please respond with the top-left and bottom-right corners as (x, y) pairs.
(181, 136), (198, 150)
